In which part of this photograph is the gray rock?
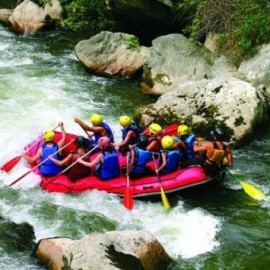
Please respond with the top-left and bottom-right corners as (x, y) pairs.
(140, 78), (268, 144)
(8, 0), (62, 34)
(0, 9), (13, 25)
(75, 31), (150, 78)
(35, 230), (173, 270)
(239, 44), (270, 101)
(141, 34), (241, 95)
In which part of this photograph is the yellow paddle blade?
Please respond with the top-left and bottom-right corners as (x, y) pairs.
(239, 181), (266, 201)
(160, 186), (170, 209)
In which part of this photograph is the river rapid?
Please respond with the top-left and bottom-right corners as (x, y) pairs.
(0, 24), (269, 269)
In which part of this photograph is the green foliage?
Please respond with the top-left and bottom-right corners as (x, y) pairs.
(123, 35), (140, 50)
(180, 0), (270, 65)
(28, 0), (116, 33)
(60, 0), (115, 33)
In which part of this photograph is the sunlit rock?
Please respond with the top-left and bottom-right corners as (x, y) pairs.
(35, 230), (173, 269)
(239, 44), (270, 102)
(139, 78), (268, 144)
(0, 9), (13, 25)
(8, 0), (62, 34)
(75, 31), (150, 78)
(141, 34), (242, 95)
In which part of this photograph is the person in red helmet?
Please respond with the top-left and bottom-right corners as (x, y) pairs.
(77, 136), (120, 180)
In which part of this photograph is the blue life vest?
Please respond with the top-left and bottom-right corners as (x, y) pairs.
(40, 143), (61, 175)
(175, 133), (196, 160)
(94, 122), (114, 144)
(132, 146), (152, 174)
(121, 123), (140, 145)
(96, 149), (120, 180)
(185, 133), (196, 160)
(160, 150), (181, 174)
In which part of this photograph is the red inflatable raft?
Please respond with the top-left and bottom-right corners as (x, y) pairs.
(25, 130), (224, 197)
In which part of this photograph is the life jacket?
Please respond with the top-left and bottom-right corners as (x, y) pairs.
(207, 142), (226, 164)
(132, 146), (152, 174)
(96, 149), (120, 180)
(160, 150), (182, 174)
(121, 123), (141, 145)
(40, 143), (61, 175)
(94, 122), (114, 144)
(175, 133), (196, 160)
(68, 153), (91, 181)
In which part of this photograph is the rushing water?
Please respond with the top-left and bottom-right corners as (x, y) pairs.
(0, 24), (269, 269)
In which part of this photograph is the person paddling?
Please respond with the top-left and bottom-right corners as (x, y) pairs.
(182, 127), (233, 176)
(22, 122), (66, 176)
(74, 113), (114, 146)
(124, 134), (153, 179)
(145, 123), (163, 152)
(155, 136), (182, 175)
(48, 136), (92, 182)
(173, 124), (196, 162)
(77, 136), (120, 181)
(114, 115), (141, 155)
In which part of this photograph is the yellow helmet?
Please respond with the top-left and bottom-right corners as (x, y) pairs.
(44, 130), (55, 142)
(89, 114), (104, 125)
(177, 124), (189, 136)
(161, 135), (175, 149)
(119, 115), (131, 127)
(149, 123), (162, 135)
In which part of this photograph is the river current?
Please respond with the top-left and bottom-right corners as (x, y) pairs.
(0, 24), (269, 269)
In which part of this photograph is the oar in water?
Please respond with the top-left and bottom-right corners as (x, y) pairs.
(1, 125), (58, 172)
(9, 140), (74, 187)
(123, 154), (134, 210)
(226, 168), (266, 201)
(43, 145), (99, 187)
(152, 154), (171, 209)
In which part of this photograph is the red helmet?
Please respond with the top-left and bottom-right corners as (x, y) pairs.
(98, 136), (111, 148)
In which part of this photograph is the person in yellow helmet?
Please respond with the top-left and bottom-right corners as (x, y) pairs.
(145, 123), (163, 152)
(74, 114), (114, 147)
(22, 122), (66, 176)
(114, 115), (141, 155)
(173, 124), (196, 162)
(155, 136), (182, 175)
(124, 134), (153, 179)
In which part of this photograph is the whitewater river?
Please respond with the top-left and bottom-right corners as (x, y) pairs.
(0, 24), (269, 269)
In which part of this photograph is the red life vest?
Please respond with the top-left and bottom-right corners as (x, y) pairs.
(68, 153), (91, 182)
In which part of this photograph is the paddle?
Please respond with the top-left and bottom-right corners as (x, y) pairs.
(1, 125), (58, 172)
(43, 145), (99, 188)
(123, 154), (134, 210)
(226, 168), (266, 201)
(9, 140), (74, 187)
(152, 154), (171, 209)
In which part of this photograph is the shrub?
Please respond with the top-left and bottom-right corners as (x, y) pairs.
(180, 0), (270, 65)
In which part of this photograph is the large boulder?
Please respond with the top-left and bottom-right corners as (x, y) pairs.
(8, 0), (62, 34)
(75, 31), (150, 78)
(239, 44), (270, 102)
(141, 34), (242, 96)
(139, 78), (268, 144)
(0, 9), (13, 25)
(35, 230), (173, 270)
